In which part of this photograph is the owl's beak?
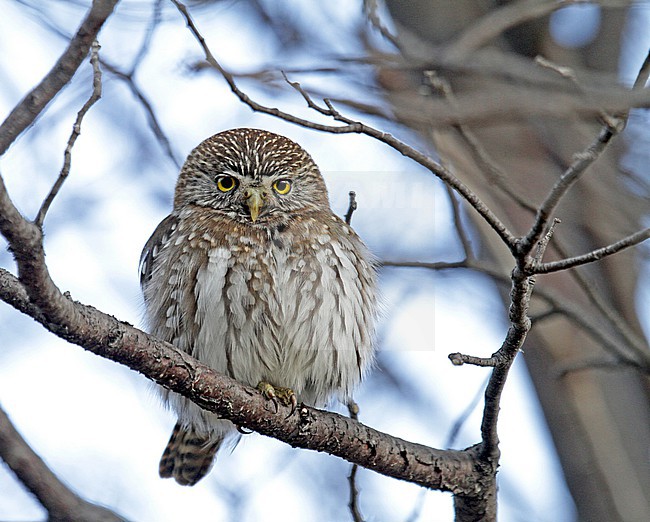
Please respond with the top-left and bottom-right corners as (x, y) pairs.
(244, 187), (267, 222)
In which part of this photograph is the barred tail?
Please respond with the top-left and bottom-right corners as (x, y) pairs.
(159, 423), (223, 486)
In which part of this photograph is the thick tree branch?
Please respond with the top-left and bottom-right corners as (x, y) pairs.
(0, 0), (118, 156)
(0, 267), (477, 493)
(0, 404), (126, 522)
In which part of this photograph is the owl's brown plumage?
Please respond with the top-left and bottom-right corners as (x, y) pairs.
(141, 128), (377, 486)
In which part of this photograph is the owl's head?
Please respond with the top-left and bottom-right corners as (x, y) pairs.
(174, 128), (329, 224)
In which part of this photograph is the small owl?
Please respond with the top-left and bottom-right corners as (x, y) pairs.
(140, 128), (377, 486)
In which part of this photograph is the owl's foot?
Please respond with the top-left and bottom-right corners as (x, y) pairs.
(257, 381), (297, 417)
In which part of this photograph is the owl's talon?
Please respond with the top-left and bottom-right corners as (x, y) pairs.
(285, 394), (298, 419)
(287, 392), (298, 419)
(257, 381), (296, 416)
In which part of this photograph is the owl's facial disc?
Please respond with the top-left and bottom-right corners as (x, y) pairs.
(244, 186), (268, 223)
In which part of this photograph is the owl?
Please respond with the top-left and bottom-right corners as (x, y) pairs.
(140, 128), (378, 486)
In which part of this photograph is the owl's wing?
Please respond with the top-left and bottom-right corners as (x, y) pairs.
(139, 214), (178, 286)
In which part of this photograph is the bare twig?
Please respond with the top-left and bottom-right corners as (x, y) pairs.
(535, 227), (650, 274)
(557, 357), (644, 377)
(363, 0), (400, 49)
(381, 260), (468, 270)
(521, 49), (650, 256)
(475, 215), (559, 464)
(550, 235), (650, 360)
(101, 60), (182, 169)
(534, 218), (561, 262)
(348, 464), (364, 522)
(35, 41), (103, 228)
(478, 270), (532, 463)
(426, 71), (539, 215)
(444, 184), (475, 260)
(444, 0), (629, 60)
(172, 0), (518, 251)
(535, 56), (580, 84)
(383, 257), (650, 370)
(346, 400), (364, 522)
(445, 375), (491, 448)
(0, 403), (127, 522)
(520, 123), (621, 254)
(344, 191), (357, 225)
(128, 0), (163, 75)
(449, 353), (501, 368)
(0, 0), (118, 156)
(632, 49), (650, 90)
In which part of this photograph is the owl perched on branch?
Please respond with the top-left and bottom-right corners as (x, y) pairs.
(140, 128), (378, 486)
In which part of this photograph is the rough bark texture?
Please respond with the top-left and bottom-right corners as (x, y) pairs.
(0, 267), (478, 493)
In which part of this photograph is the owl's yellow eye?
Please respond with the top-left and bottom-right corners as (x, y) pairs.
(273, 179), (291, 195)
(216, 175), (237, 192)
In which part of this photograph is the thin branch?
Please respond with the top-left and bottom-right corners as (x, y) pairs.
(632, 49), (650, 90)
(35, 41), (103, 228)
(101, 59), (182, 169)
(536, 227), (650, 274)
(444, 0), (629, 60)
(202, 59), (650, 128)
(479, 270), (532, 461)
(445, 375), (491, 448)
(348, 464), (364, 522)
(520, 48), (650, 255)
(346, 400), (364, 522)
(477, 220), (556, 462)
(520, 123), (620, 254)
(444, 184), (475, 260)
(0, 403), (127, 522)
(385, 257), (650, 370)
(534, 218), (561, 262)
(426, 71), (538, 215)
(344, 191), (357, 225)
(449, 353), (500, 368)
(556, 357), (644, 377)
(172, 0), (518, 252)
(381, 260), (468, 270)
(127, 0), (163, 75)
(362, 0), (400, 49)
(0, 0), (119, 156)
(534, 56), (580, 84)
(550, 235), (650, 360)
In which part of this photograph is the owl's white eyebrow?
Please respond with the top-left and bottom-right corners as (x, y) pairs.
(221, 168), (240, 178)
